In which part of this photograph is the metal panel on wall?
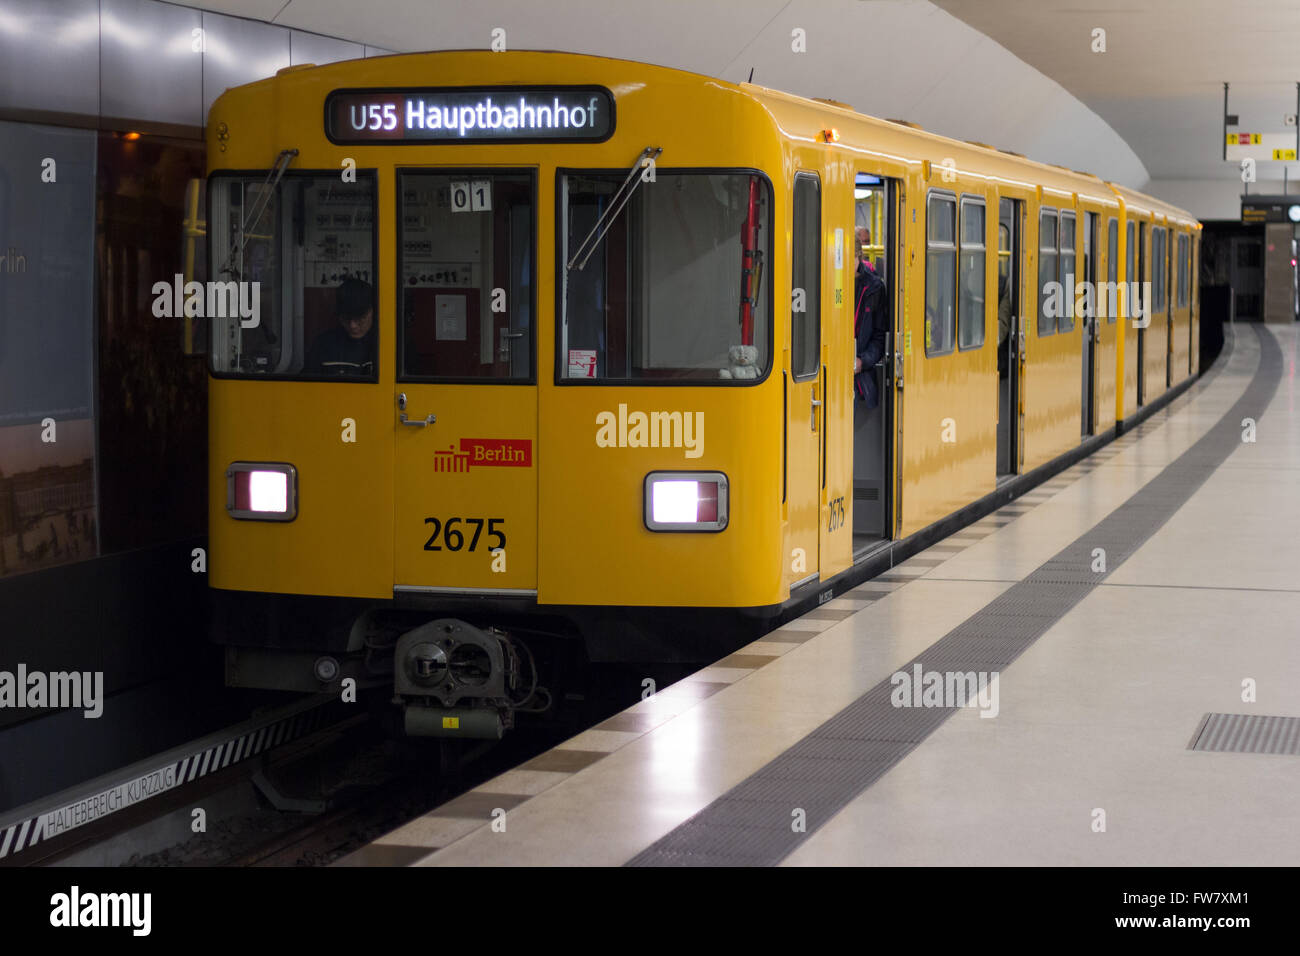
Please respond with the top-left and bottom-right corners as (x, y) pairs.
(291, 29), (364, 67)
(100, 0), (203, 128)
(0, 120), (98, 577)
(202, 11), (290, 116)
(0, 0), (100, 118)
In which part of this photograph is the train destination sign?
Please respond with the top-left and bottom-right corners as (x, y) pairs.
(326, 87), (615, 144)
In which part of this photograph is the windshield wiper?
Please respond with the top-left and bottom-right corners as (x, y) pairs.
(566, 146), (662, 272)
(217, 148), (299, 279)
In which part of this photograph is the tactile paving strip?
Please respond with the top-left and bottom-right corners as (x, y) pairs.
(628, 327), (1281, 867)
(1189, 713), (1300, 756)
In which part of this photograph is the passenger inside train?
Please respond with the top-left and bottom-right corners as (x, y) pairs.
(853, 227), (887, 409)
(305, 277), (377, 375)
(852, 177), (892, 543)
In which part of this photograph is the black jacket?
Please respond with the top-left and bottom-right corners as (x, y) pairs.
(306, 325), (376, 375)
(853, 263), (888, 409)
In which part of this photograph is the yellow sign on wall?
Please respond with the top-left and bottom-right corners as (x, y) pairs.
(1226, 132), (1297, 161)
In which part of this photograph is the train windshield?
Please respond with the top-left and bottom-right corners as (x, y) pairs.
(559, 171), (771, 382)
(208, 172), (377, 379)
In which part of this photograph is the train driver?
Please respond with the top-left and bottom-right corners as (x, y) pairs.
(852, 227), (888, 410)
(306, 277), (376, 375)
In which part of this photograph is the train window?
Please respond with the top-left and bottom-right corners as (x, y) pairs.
(957, 196), (985, 350)
(209, 173), (376, 379)
(1107, 217), (1119, 323)
(997, 221), (1011, 287)
(559, 171), (772, 383)
(396, 171), (534, 382)
(925, 192), (957, 355)
(1058, 211), (1076, 333)
(1037, 209), (1058, 336)
(1177, 233), (1189, 308)
(855, 174), (887, 273)
(1192, 236), (1199, 312)
(1152, 226), (1167, 311)
(1126, 220), (1139, 320)
(1125, 220), (1135, 281)
(790, 174), (820, 380)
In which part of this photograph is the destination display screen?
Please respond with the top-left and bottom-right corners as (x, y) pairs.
(325, 87), (615, 144)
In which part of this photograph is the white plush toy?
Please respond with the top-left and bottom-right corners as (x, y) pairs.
(718, 344), (760, 379)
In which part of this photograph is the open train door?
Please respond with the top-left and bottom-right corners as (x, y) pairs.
(891, 178), (910, 534)
(850, 172), (898, 550)
(997, 198), (1026, 476)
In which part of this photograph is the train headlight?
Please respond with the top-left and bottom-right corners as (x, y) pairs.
(644, 472), (728, 532)
(227, 462), (298, 521)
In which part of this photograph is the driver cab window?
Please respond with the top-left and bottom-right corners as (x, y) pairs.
(209, 173), (376, 379)
(397, 170), (534, 381)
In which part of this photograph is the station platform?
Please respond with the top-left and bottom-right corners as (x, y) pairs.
(340, 324), (1298, 867)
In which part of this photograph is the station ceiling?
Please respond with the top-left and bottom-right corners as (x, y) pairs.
(179, 0), (1156, 188)
(182, 0), (1300, 191)
(933, 0), (1300, 183)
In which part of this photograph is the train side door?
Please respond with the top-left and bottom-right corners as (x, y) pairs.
(849, 173), (896, 545)
(391, 169), (538, 595)
(1081, 211), (1098, 436)
(996, 198), (1024, 476)
(787, 172), (822, 590)
(1170, 227), (1180, 390)
(1136, 221), (1147, 405)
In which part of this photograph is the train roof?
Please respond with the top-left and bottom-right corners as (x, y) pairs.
(245, 49), (1196, 226)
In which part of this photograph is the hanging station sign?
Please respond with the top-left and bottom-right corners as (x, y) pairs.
(1240, 195), (1300, 224)
(1226, 132), (1299, 162)
(325, 86), (615, 144)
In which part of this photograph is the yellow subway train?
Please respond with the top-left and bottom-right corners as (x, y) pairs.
(204, 51), (1200, 737)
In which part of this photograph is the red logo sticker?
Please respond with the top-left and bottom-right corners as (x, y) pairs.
(433, 438), (532, 472)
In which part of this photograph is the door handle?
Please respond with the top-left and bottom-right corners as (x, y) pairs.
(397, 392), (436, 427)
(498, 327), (525, 361)
(810, 392), (822, 430)
(894, 350), (904, 390)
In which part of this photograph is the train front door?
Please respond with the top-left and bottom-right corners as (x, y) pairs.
(787, 172), (823, 589)
(390, 169), (538, 596)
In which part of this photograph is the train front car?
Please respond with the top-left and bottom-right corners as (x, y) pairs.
(206, 52), (794, 737)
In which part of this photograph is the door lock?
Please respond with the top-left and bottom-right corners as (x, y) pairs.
(397, 392), (436, 427)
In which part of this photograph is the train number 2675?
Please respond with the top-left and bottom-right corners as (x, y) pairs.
(827, 496), (846, 533)
(423, 517), (506, 552)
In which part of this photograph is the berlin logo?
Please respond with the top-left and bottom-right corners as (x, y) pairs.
(433, 438), (532, 473)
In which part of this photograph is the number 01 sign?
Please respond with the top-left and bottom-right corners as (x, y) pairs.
(449, 180), (492, 213)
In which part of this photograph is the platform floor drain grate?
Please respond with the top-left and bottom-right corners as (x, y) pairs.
(1188, 713), (1300, 756)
